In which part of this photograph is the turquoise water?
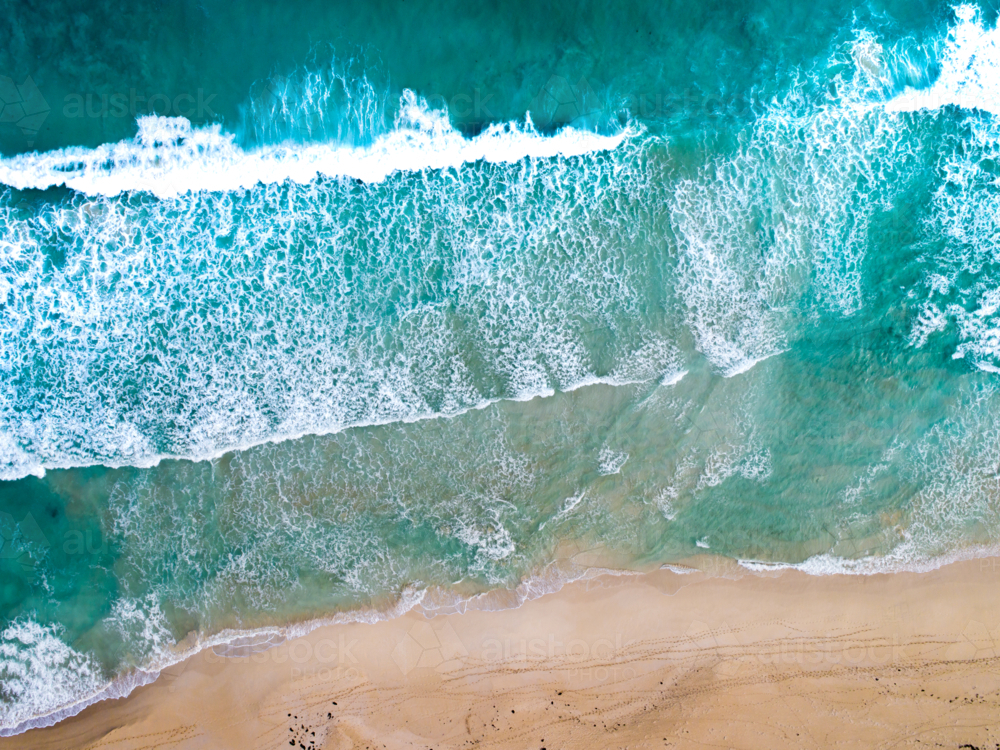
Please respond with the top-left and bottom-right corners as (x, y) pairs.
(3, 0), (1000, 734)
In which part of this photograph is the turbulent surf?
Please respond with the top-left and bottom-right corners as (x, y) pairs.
(3, 0), (1000, 735)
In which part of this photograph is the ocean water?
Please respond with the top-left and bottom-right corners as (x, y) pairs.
(2, 0), (1000, 734)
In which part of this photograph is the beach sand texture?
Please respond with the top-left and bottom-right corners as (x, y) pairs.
(5, 557), (1000, 750)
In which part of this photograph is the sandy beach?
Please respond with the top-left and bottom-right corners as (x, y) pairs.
(3, 556), (1000, 749)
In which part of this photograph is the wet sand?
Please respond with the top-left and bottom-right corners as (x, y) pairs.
(5, 556), (1000, 749)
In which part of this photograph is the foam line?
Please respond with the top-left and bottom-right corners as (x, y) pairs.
(886, 4), (1000, 116)
(9, 542), (1000, 735)
(738, 543), (1000, 576)
(0, 92), (630, 199)
(0, 372), (665, 482)
(0, 562), (639, 736)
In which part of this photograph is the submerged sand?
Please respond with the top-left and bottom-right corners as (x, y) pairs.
(5, 556), (1000, 749)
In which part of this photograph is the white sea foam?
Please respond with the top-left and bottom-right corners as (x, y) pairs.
(598, 446), (628, 475)
(559, 491), (586, 517)
(0, 92), (628, 199)
(0, 561), (641, 736)
(670, 91), (910, 377)
(660, 369), (688, 387)
(0, 372), (666, 483)
(887, 5), (1000, 116)
(906, 101), (1000, 370)
(6, 11), (1000, 738)
(417, 560), (642, 616)
(0, 40), (920, 481)
(739, 543), (1000, 576)
(455, 521), (516, 566)
(0, 619), (120, 736)
(0, 106), (662, 482)
(0, 584), (431, 736)
(742, 378), (1000, 576)
(0, 666), (159, 737)
(660, 563), (698, 574)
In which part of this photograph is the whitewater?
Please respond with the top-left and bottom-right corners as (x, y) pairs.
(7, 1), (1000, 739)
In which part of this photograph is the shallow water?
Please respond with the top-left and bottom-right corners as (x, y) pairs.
(3, 0), (1000, 734)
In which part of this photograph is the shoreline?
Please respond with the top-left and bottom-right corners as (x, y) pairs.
(2, 371), (665, 485)
(0, 541), (984, 737)
(0, 559), (641, 737)
(5, 555), (1000, 748)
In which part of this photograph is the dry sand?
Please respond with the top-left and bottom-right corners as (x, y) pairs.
(5, 556), (1000, 750)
